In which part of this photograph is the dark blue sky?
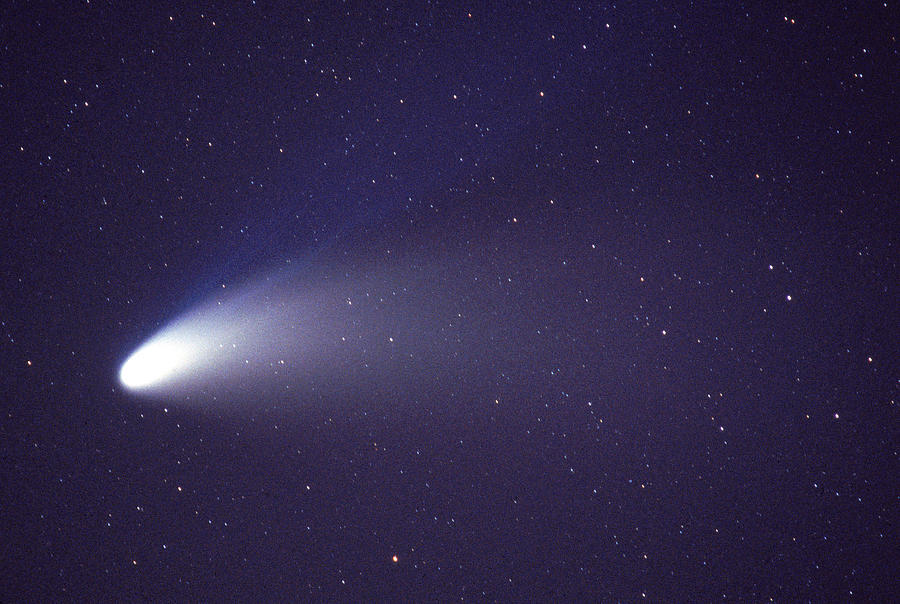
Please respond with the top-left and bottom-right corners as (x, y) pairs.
(2, 1), (897, 600)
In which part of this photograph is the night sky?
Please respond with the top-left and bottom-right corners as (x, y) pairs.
(2, 1), (898, 600)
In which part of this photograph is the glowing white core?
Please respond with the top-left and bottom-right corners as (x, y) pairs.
(119, 335), (202, 390)
(117, 285), (287, 395)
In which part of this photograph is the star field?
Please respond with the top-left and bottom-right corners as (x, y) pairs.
(1, 2), (897, 600)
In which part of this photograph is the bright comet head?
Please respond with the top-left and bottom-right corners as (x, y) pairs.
(119, 334), (203, 391)
(117, 292), (271, 396)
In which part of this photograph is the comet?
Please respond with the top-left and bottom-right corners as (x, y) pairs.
(117, 295), (248, 394)
(119, 334), (201, 390)
(116, 236), (548, 405)
(115, 266), (405, 403)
